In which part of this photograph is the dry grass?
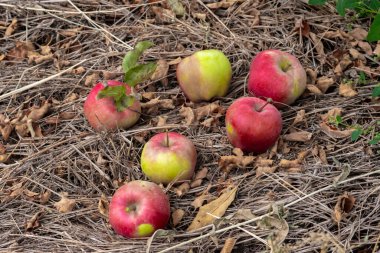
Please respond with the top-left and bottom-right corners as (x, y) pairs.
(0, 0), (379, 252)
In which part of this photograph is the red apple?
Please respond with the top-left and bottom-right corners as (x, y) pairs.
(247, 49), (307, 106)
(176, 49), (232, 102)
(141, 132), (197, 184)
(83, 80), (141, 131)
(109, 180), (170, 238)
(225, 97), (282, 154)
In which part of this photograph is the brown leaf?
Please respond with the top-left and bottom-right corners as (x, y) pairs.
(45, 116), (60, 125)
(319, 146), (328, 164)
(292, 110), (305, 126)
(207, 0), (244, 9)
(320, 108), (343, 122)
(297, 150), (309, 161)
(187, 185), (237, 231)
(348, 28), (368, 41)
(257, 213), (289, 249)
(0, 124), (13, 141)
(320, 122), (355, 139)
(279, 159), (300, 168)
(4, 18), (17, 37)
(23, 189), (39, 198)
(374, 42), (380, 56)
(84, 72), (99, 87)
(0, 143), (6, 154)
(255, 157), (273, 167)
(167, 57), (182, 65)
(28, 101), (51, 122)
(339, 83), (357, 97)
(25, 210), (44, 232)
(40, 45), (52, 55)
(249, 9), (260, 26)
(39, 191), (51, 204)
(256, 166), (276, 177)
(54, 193), (76, 213)
(191, 167), (208, 188)
(155, 116), (167, 127)
(0, 54), (5, 62)
(322, 29), (351, 40)
(141, 97), (175, 114)
(151, 59), (169, 82)
(192, 12), (207, 21)
(230, 209), (256, 221)
(98, 194), (109, 217)
(358, 41), (373, 55)
(194, 102), (223, 121)
(172, 209), (185, 227)
(7, 41), (35, 61)
(0, 154), (9, 163)
(221, 237), (237, 253)
(306, 84), (323, 95)
(72, 66), (86, 75)
(152, 6), (175, 23)
(316, 77), (334, 93)
(349, 48), (364, 60)
(219, 149), (255, 172)
(309, 32), (325, 63)
(175, 182), (190, 197)
(28, 52), (54, 64)
(283, 131), (312, 142)
(306, 68), (317, 85)
(59, 111), (76, 120)
(333, 192), (355, 223)
(179, 106), (195, 126)
(293, 18), (310, 37)
(60, 27), (83, 37)
(201, 117), (218, 128)
(334, 55), (352, 75)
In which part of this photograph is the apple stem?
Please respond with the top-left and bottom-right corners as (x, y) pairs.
(256, 98), (273, 112)
(165, 129), (169, 147)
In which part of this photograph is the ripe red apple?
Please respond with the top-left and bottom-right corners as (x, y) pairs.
(176, 49), (232, 102)
(225, 97), (282, 154)
(109, 180), (170, 238)
(247, 49), (307, 106)
(141, 132), (197, 184)
(83, 80), (141, 131)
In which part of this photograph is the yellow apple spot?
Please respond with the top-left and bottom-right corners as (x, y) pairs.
(292, 78), (299, 97)
(137, 223), (154, 237)
(279, 59), (291, 72)
(226, 122), (235, 136)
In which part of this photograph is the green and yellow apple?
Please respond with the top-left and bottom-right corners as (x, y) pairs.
(247, 49), (306, 106)
(141, 132), (197, 184)
(109, 180), (170, 238)
(176, 49), (232, 102)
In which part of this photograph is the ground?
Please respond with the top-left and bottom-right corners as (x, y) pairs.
(0, 1), (380, 253)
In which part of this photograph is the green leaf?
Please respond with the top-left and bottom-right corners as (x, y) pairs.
(351, 128), (363, 141)
(308, 0), (327, 5)
(336, 0), (360, 16)
(372, 85), (380, 98)
(367, 14), (380, 42)
(122, 41), (154, 73)
(124, 62), (157, 87)
(121, 95), (135, 108)
(335, 115), (343, 124)
(369, 135), (380, 145)
(367, 0), (380, 12)
(97, 85), (126, 101)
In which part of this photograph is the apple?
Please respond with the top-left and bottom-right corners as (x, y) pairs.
(83, 80), (141, 132)
(247, 49), (307, 106)
(109, 180), (170, 238)
(141, 132), (197, 184)
(225, 97), (282, 154)
(176, 49), (232, 102)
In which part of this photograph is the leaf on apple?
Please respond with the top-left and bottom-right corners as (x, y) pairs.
(332, 192), (355, 224)
(190, 167), (208, 188)
(98, 193), (109, 218)
(339, 83), (358, 97)
(172, 209), (185, 227)
(122, 41), (154, 73)
(187, 185), (238, 232)
(124, 62), (157, 87)
(220, 237), (237, 253)
(54, 193), (76, 213)
(283, 131), (312, 142)
(25, 210), (44, 232)
(219, 148), (256, 173)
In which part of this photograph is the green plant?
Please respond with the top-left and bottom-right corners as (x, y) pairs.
(308, 0), (380, 42)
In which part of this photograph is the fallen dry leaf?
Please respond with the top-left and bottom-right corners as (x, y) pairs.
(0, 143), (6, 154)
(25, 210), (44, 232)
(28, 101), (51, 122)
(334, 55), (352, 75)
(306, 84), (323, 95)
(229, 209), (256, 221)
(257, 213), (289, 251)
(23, 189), (39, 198)
(255, 157), (273, 167)
(98, 194), (109, 217)
(292, 110), (305, 126)
(256, 166), (277, 177)
(60, 27), (83, 37)
(172, 209), (185, 227)
(0, 154), (9, 163)
(318, 146), (328, 164)
(7, 41), (35, 61)
(191, 167), (208, 188)
(39, 191), (51, 204)
(316, 77), (335, 93)
(152, 6), (175, 23)
(221, 237), (237, 253)
(322, 29), (351, 40)
(339, 83), (358, 97)
(348, 28), (367, 41)
(187, 185), (238, 231)
(320, 122), (355, 139)
(155, 116), (167, 127)
(0, 54), (5, 62)
(207, 0), (244, 9)
(141, 97), (175, 114)
(168, 57), (182, 65)
(293, 18), (310, 38)
(4, 18), (17, 37)
(348, 48), (364, 60)
(45, 116), (60, 125)
(195, 102), (223, 121)
(59, 111), (76, 120)
(179, 106), (195, 126)
(248, 9), (260, 26)
(320, 107), (343, 122)
(54, 193), (76, 213)
(167, 0), (185, 17)
(28, 52), (54, 64)
(279, 159), (300, 168)
(219, 148), (255, 172)
(309, 32), (325, 63)
(333, 192), (355, 223)
(358, 41), (373, 55)
(283, 131), (312, 142)
(306, 68), (317, 85)
(192, 12), (207, 21)
(84, 72), (99, 86)
(0, 123), (13, 141)
(72, 66), (86, 75)
(374, 42), (380, 56)
(175, 182), (190, 197)
(151, 59), (169, 82)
